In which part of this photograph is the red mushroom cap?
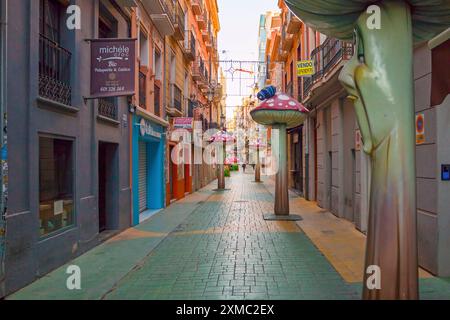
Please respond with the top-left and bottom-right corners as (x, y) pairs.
(250, 93), (309, 128)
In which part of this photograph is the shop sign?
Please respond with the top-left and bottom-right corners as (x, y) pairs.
(140, 118), (162, 139)
(297, 60), (314, 77)
(90, 38), (136, 98)
(416, 113), (425, 145)
(174, 117), (194, 130)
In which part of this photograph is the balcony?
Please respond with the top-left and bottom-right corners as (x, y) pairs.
(201, 29), (210, 42)
(98, 98), (118, 122)
(188, 99), (196, 117)
(322, 37), (354, 75)
(141, 0), (165, 14)
(192, 56), (208, 84)
(191, 0), (203, 15)
(39, 34), (72, 106)
(149, 0), (175, 36)
(168, 83), (183, 116)
(196, 12), (207, 30)
(173, 2), (185, 41)
(154, 84), (161, 117)
(301, 38), (354, 100)
(286, 11), (301, 34)
(181, 30), (196, 61)
(281, 27), (294, 51)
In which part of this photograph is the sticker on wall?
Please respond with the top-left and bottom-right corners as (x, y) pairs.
(416, 113), (425, 145)
(355, 129), (362, 151)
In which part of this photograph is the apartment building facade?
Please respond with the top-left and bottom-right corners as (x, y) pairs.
(2, 0), (136, 296)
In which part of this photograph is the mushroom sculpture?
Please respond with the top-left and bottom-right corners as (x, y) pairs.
(209, 130), (235, 191)
(249, 139), (267, 183)
(251, 90), (309, 220)
(285, 0), (450, 300)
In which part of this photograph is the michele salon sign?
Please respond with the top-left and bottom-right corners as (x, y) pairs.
(90, 38), (136, 98)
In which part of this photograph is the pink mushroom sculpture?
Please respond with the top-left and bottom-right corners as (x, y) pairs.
(250, 91), (309, 220)
(209, 130), (235, 191)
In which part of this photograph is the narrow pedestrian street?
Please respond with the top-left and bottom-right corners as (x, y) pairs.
(8, 170), (450, 300)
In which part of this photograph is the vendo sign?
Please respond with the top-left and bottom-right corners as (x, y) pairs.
(90, 38), (136, 98)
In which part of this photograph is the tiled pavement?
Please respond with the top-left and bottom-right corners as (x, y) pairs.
(8, 171), (450, 300)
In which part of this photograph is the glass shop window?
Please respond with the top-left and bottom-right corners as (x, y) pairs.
(39, 137), (75, 236)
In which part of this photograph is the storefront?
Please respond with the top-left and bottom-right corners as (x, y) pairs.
(165, 118), (194, 205)
(132, 116), (166, 225)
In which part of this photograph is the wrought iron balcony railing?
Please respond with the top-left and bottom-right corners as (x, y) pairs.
(39, 34), (72, 106)
(139, 71), (147, 108)
(154, 84), (161, 117)
(192, 56), (208, 83)
(301, 37), (354, 100)
(98, 98), (118, 121)
(181, 30), (196, 61)
(170, 83), (183, 112)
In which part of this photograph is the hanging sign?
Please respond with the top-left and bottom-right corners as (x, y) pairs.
(297, 60), (314, 77)
(174, 118), (194, 130)
(90, 38), (136, 98)
(416, 113), (425, 145)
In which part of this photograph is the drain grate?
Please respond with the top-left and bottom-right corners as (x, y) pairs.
(234, 200), (249, 203)
(321, 230), (335, 235)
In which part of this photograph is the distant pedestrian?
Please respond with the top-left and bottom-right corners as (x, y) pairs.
(242, 163), (246, 173)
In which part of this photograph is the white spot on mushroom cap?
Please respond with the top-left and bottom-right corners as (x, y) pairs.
(288, 101), (297, 106)
(269, 103), (275, 107)
(278, 95), (290, 101)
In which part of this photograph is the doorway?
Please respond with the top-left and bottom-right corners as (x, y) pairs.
(169, 145), (175, 200)
(98, 142), (118, 233)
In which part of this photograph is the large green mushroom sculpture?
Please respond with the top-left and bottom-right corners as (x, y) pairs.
(285, 0), (450, 300)
(251, 92), (309, 220)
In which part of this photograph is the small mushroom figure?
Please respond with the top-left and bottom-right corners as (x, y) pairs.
(285, 0), (450, 300)
(251, 92), (309, 218)
(209, 131), (235, 191)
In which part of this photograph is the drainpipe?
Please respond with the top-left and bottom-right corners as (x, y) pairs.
(0, 0), (8, 297)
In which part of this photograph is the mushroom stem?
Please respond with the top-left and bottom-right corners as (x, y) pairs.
(273, 124), (290, 215)
(255, 147), (261, 183)
(349, 1), (418, 300)
(217, 142), (225, 190)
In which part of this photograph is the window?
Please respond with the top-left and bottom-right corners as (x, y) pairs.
(154, 49), (162, 81)
(139, 31), (149, 66)
(98, 2), (118, 120)
(39, 0), (72, 105)
(39, 137), (75, 236)
(39, 0), (62, 42)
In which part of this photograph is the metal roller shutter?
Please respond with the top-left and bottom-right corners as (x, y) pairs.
(138, 141), (147, 213)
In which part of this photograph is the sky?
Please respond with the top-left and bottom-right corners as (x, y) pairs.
(217, 0), (279, 118)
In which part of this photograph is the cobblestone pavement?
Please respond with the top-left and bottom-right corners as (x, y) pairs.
(9, 171), (450, 300)
(104, 173), (359, 300)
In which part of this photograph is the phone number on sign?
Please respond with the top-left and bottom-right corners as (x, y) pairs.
(100, 86), (125, 93)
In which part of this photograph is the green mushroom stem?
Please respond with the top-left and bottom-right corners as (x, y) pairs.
(273, 124), (289, 215)
(346, 1), (418, 300)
